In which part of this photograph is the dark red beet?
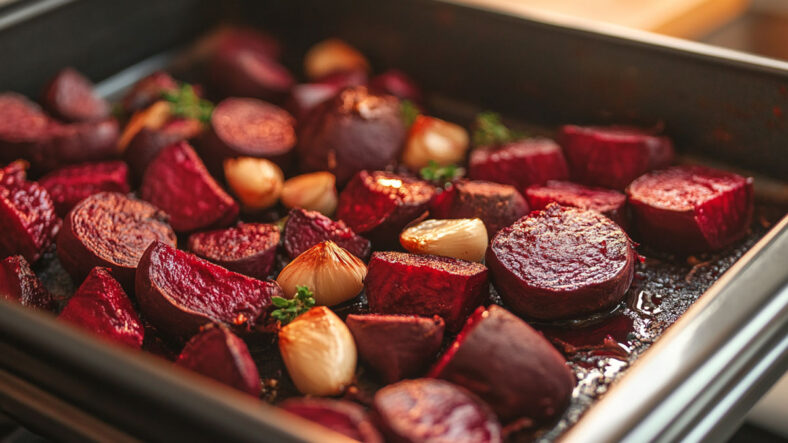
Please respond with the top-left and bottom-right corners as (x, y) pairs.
(41, 68), (109, 122)
(29, 118), (119, 173)
(429, 305), (574, 423)
(59, 267), (144, 348)
(135, 241), (281, 339)
(487, 203), (636, 320)
(0, 93), (52, 164)
(283, 208), (371, 260)
(315, 70), (368, 88)
(561, 125), (675, 190)
(626, 165), (753, 252)
(212, 27), (282, 63)
(287, 83), (341, 121)
(346, 314), (445, 383)
(365, 252), (488, 331)
(368, 69), (423, 103)
(0, 255), (54, 310)
(121, 71), (178, 114)
(430, 179), (529, 235)
(281, 398), (383, 443)
(39, 161), (130, 217)
(525, 180), (628, 228)
(469, 138), (569, 190)
(373, 379), (502, 443)
(210, 47), (294, 101)
(140, 141), (238, 233)
(56, 192), (176, 288)
(175, 324), (261, 396)
(187, 223), (279, 280)
(124, 118), (204, 183)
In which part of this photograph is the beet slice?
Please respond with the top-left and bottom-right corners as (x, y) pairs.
(187, 223), (279, 280)
(59, 267), (144, 348)
(368, 69), (423, 103)
(210, 46), (294, 101)
(135, 241), (281, 339)
(430, 179), (529, 235)
(124, 118), (204, 183)
(121, 71), (178, 114)
(39, 161), (130, 217)
(373, 379), (502, 443)
(626, 165), (753, 252)
(283, 208), (371, 260)
(560, 125), (675, 190)
(212, 27), (281, 61)
(140, 141), (238, 233)
(30, 118), (119, 173)
(175, 324), (261, 396)
(280, 398), (383, 443)
(365, 252), (488, 331)
(346, 314), (445, 383)
(429, 305), (574, 423)
(56, 192), (176, 288)
(0, 255), (54, 310)
(469, 138), (569, 190)
(487, 203), (636, 320)
(0, 93), (52, 164)
(525, 180), (628, 228)
(41, 68), (109, 122)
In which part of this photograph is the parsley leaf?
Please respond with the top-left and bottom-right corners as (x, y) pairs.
(400, 99), (420, 128)
(472, 111), (524, 147)
(162, 83), (214, 123)
(271, 286), (316, 325)
(420, 160), (463, 186)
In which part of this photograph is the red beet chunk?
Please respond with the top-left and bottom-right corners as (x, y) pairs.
(187, 223), (279, 280)
(210, 46), (294, 101)
(140, 141), (238, 233)
(121, 71), (178, 114)
(430, 179), (529, 235)
(135, 241), (281, 339)
(39, 161), (130, 217)
(287, 83), (341, 121)
(0, 255), (54, 310)
(626, 165), (753, 252)
(212, 27), (281, 61)
(57, 192), (176, 288)
(368, 69), (423, 103)
(29, 118), (119, 173)
(283, 208), (370, 260)
(175, 324), (261, 396)
(125, 118), (204, 183)
(469, 138), (569, 190)
(525, 180), (628, 228)
(374, 379), (502, 443)
(429, 305), (574, 423)
(346, 314), (444, 383)
(0, 93), (52, 164)
(59, 267), (144, 348)
(561, 125), (675, 190)
(41, 68), (109, 122)
(487, 203), (636, 320)
(281, 398), (383, 443)
(365, 252), (488, 331)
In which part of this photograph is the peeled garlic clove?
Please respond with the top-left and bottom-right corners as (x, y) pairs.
(118, 100), (172, 152)
(402, 116), (470, 171)
(400, 218), (488, 262)
(281, 172), (338, 216)
(304, 38), (369, 80)
(279, 306), (357, 396)
(276, 241), (366, 306)
(224, 157), (284, 210)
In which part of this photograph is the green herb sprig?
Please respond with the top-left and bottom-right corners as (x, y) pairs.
(271, 286), (316, 325)
(162, 83), (214, 123)
(400, 99), (420, 128)
(472, 111), (525, 147)
(420, 160), (463, 186)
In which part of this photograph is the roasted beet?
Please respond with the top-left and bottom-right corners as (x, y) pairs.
(124, 118), (204, 183)
(41, 68), (109, 122)
(430, 179), (529, 235)
(56, 192), (176, 288)
(525, 180), (628, 228)
(287, 83), (342, 121)
(187, 223), (279, 280)
(429, 305), (574, 423)
(373, 379), (502, 443)
(210, 46), (294, 101)
(29, 118), (119, 173)
(0, 93), (52, 164)
(487, 203), (636, 320)
(59, 267), (144, 348)
(0, 255), (54, 310)
(561, 125), (675, 189)
(211, 27), (281, 61)
(368, 69), (422, 103)
(39, 161), (130, 217)
(365, 252), (488, 331)
(626, 165), (753, 252)
(175, 324), (261, 396)
(296, 86), (407, 185)
(121, 71), (178, 114)
(135, 241), (281, 339)
(469, 138), (569, 190)
(346, 314), (444, 382)
(281, 398), (383, 443)
(140, 141), (238, 233)
(283, 208), (370, 260)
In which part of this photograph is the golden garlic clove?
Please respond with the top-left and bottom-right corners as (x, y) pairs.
(402, 115), (470, 171)
(304, 38), (370, 80)
(400, 218), (488, 262)
(223, 157), (284, 210)
(281, 172), (338, 216)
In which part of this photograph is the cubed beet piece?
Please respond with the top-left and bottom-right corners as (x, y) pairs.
(525, 180), (628, 228)
(125, 118), (204, 183)
(187, 223), (279, 280)
(0, 255), (54, 311)
(0, 93), (51, 165)
(41, 68), (109, 122)
(430, 179), (529, 235)
(283, 208), (370, 260)
(469, 138), (569, 190)
(121, 71), (178, 114)
(29, 118), (119, 174)
(39, 161), (130, 217)
(280, 398), (383, 443)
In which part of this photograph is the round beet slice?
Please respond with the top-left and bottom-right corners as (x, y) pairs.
(626, 165), (753, 252)
(0, 93), (52, 164)
(525, 180), (628, 228)
(121, 71), (178, 114)
(187, 223), (279, 280)
(281, 398), (383, 443)
(210, 47), (294, 101)
(373, 379), (502, 443)
(41, 68), (109, 122)
(56, 192), (176, 289)
(30, 118), (120, 173)
(39, 161), (130, 217)
(430, 179), (529, 235)
(487, 203), (636, 320)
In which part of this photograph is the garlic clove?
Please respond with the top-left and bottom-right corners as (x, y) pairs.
(223, 157), (284, 210)
(279, 306), (357, 396)
(281, 172), (338, 216)
(118, 100), (172, 152)
(304, 38), (369, 81)
(276, 241), (366, 306)
(402, 115), (470, 171)
(400, 218), (488, 262)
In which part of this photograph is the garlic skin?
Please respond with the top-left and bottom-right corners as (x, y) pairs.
(304, 38), (369, 80)
(276, 241), (367, 306)
(118, 100), (172, 152)
(402, 116), (470, 171)
(400, 218), (488, 262)
(281, 172), (338, 216)
(279, 306), (357, 396)
(223, 157), (284, 210)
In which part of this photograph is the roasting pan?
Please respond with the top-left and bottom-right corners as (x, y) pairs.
(0, 0), (786, 442)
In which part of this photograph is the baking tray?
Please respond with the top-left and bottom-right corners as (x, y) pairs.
(0, 0), (786, 442)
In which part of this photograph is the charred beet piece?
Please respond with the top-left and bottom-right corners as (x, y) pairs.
(469, 138), (569, 190)
(368, 69), (423, 103)
(487, 203), (636, 320)
(135, 241), (281, 339)
(39, 161), (130, 217)
(430, 179), (529, 235)
(0, 255), (54, 310)
(140, 141), (238, 233)
(281, 398), (383, 443)
(57, 192), (176, 288)
(30, 118), (119, 173)
(374, 379), (502, 443)
(297, 86), (407, 185)
(121, 71), (178, 114)
(210, 45), (294, 101)
(59, 267), (144, 348)
(283, 208), (370, 260)
(627, 165), (753, 252)
(365, 252), (488, 331)
(187, 223), (279, 280)
(429, 305), (574, 423)
(525, 180), (628, 228)
(125, 118), (204, 183)
(560, 125), (675, 190)
(0, 93), (52, 164)
(346, 314), (445, 383)
(175, 324), (261, 396)
(41, 68), (109, 122)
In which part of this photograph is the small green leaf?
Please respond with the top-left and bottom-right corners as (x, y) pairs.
(472, 111), (525, 147)
(162, 83), (214, 123)
(400, 99), (420, 128)
(420, 160), (463, 186)
(271, 286), (317, 325)
(272, 296), (289, 308)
